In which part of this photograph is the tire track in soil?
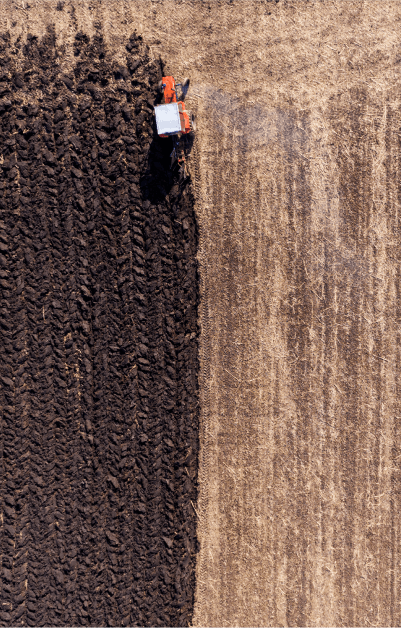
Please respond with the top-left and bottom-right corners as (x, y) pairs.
(0, 27), (199, 627)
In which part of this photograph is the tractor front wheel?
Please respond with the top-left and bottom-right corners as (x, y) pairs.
(179, 77), (190, 99)
(158, 79), (164, 93)
(190, 113), (196, 132)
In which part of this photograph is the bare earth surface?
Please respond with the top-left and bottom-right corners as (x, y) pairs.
(2, 0), (401, 626)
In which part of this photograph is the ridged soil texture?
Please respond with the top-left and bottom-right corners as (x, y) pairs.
(0, 27), (199, 627)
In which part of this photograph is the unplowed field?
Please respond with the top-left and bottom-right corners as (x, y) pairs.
(0, 27), (198, 626)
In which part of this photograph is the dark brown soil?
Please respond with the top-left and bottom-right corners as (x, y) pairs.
(0, 27), (198, 627)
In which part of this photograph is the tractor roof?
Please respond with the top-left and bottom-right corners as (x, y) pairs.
(154, 103), (181, 136)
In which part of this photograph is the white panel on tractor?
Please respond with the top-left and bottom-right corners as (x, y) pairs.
(154, 103), (181, 135)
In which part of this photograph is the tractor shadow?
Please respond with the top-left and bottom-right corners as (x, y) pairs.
(140, 125), (193, 215)
(182, 131), (195, 157)
(140, 126), (175, 205)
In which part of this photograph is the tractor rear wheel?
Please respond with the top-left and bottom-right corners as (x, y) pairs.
(180, 77), (190, 100)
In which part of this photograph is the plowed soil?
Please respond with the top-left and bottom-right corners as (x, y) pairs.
(0, 27), (198, 627)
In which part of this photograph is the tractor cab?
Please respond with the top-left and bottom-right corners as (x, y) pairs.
(154, 101), (192, 137)
(154, 76), (195, 138)
(154, 76), (196, 177)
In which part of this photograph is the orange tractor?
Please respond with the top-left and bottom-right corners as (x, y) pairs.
(154, 76), (196, 176)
